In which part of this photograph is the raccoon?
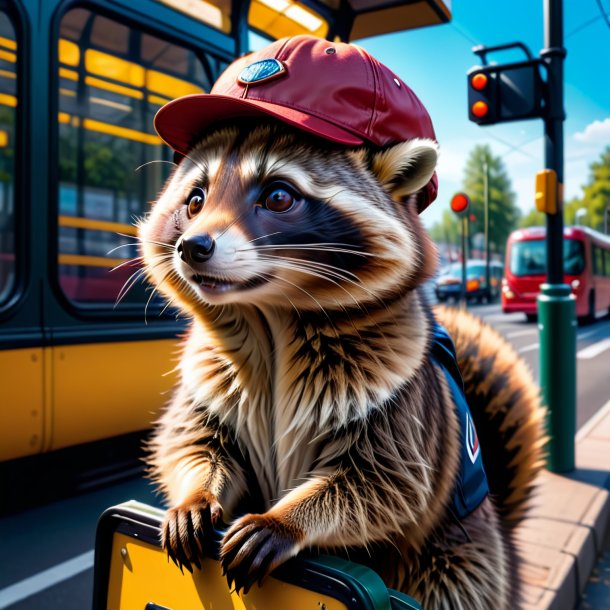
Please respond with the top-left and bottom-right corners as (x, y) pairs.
(140, 118), (546, 609)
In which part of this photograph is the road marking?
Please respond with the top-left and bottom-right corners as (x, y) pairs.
(506, 329), (537, 339)
(519, 342), (539, 354)
(0, 550), (94, 609)
(577, 399), (610, 441)
(577, 338), (610, 360)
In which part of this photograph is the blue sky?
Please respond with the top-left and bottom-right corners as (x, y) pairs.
(354, 0), (610, 228)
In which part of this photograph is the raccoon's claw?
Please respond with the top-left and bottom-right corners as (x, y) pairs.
(220, 513), (302, 594)
(161, 495), (223, 573)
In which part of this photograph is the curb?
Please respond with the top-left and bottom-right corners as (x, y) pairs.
(519, 400), (610, 610)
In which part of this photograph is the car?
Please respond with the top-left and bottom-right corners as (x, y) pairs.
(435, 260), (504, 303)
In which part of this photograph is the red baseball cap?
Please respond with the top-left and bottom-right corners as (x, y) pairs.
(154, 35), (438, 211)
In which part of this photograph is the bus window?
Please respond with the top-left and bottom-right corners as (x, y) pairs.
(564, 239), (585, 276)
(248, 0), (328, 39)
(156, 0), (231, 33)
(510, 239), (584, 277)
(57, 8), (212, 310)
(0, 11), (16, 305)
(593, 245), (605, 277)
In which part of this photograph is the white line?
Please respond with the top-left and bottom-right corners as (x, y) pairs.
(577, 399), (610, 441)
(577, 338), (610, 360)
(519, 342), (539, 354)
(506, 329), (537, 339)
(0, 550), (94, 609)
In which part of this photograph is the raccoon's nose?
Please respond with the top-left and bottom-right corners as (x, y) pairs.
(179, 234), (216, 264)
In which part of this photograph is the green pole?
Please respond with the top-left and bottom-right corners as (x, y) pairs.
(539, 0), (576, 472)
(538, 284), (576, 471)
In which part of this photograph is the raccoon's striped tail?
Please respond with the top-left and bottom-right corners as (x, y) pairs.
(435, 305), (547, 526)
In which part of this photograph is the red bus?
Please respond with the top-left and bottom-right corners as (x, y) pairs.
(502, 226), (610, 321)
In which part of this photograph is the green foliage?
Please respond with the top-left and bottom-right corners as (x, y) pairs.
(519, 208), (545, 228)
(428, 209), (460, 247)
(462, 144), (520, 254)
(577, 147), (610, 231)
(563, 197), (584, 227)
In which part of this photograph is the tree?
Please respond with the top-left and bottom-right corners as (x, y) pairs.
(428, 209), (460, 257)
(577, 147), (610, 232)
(520, 197), (581, 230)
(519, 208), (545, 228)
(461, 144), (520, 254)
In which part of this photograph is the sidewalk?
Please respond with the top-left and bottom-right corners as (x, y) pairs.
(517, 400), (610, 610)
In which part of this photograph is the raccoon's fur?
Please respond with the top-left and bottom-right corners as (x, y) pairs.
(140, 121), (545, 609)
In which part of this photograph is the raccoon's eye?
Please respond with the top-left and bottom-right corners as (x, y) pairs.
(186, 187), (206, 218)
(262, 186), (297, 213)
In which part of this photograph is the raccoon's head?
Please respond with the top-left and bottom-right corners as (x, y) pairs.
(140, 121), (438, 313)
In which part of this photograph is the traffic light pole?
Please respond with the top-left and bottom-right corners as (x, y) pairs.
(484, 160), (490, 300)
(461, 216), (467, 304)
(538, 0), (576, 472)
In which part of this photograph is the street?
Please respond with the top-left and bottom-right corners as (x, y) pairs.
(1, 302), (609, 609)
(465, 303), (610, 429)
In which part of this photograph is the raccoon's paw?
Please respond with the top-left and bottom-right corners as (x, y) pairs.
(161, 491), (223, 573)
(220, 513), (303, 593)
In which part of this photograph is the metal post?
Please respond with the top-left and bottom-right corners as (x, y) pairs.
(461, 216), (467, 304)
(538, 0), (576, 472)
(484, 159), (490, 300)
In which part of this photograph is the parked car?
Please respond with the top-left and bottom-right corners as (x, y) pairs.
(435, 260), (504, 303)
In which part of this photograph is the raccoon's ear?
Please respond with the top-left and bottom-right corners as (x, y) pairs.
(371, 138), (438, 199)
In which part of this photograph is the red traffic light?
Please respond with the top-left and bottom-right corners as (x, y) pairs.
(450, 193), (470, 214)
(471, 101), (489, 118)
(471, 73), (488, 90)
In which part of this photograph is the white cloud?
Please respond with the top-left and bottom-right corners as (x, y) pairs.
(573, 118), (610, 144)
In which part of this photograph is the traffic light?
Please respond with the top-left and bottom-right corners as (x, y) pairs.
(535, 169), (558, 215)
(450, 192), (469, 214)
(467, 43), (545, 126)
(467, 69), (497, 124)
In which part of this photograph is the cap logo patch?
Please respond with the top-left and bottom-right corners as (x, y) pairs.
(237, 58), (286, 86)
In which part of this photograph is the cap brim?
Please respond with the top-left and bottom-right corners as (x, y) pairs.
(154, 93), (365, 154)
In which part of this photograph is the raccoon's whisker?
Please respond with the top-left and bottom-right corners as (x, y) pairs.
(244, 232), (282, 244)
(107, 242), (141, 255)
(256, 256), (348, 285)
(144, 268), (174, 324)
(135, 159), (178, 173)
(109, 256), (145, 272)
(115, 255), (173, 306)
(215, 209), (251, 241)
(115, 268), (148, 307)
(180, 151), (208, 176)
(258, 271), (331, 321)
(116, 233), (175, 251)
(255, 255), (378, 305)
(158, 294), (176, 317)
(256, 260), (362, 306)
(249, 271), (301, 317)
(241, 244), (374, 258)
(253, 253), (361, 282)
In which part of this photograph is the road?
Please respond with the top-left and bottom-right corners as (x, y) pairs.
(465, 302), (610, 429)
(1, 303), (609, 609)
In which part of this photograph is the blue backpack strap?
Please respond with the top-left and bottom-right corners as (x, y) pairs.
(430, 322), (489, 520)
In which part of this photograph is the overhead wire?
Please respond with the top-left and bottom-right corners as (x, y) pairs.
(566, 1), (610, 37)
(594, 0), (610, 32)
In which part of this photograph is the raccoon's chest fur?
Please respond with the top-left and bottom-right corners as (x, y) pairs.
(180, 294), (429, 505)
